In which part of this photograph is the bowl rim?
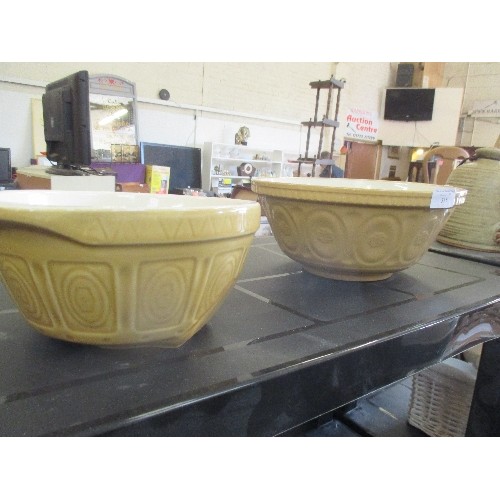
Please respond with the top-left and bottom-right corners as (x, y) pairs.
(251, 177), (467, 207)
(0, 191), (262, 245)
(0, 190), (256, 212)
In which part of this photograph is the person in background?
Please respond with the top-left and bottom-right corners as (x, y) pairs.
(319, 150), (344, 178)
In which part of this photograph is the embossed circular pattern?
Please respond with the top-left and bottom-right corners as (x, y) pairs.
(270, 203), (300, 254)
(401, 218), (436, 264)
(60, 268), (110, 328)
(260, 192), (452, 281)
(306, 209), (345, 261)
(1, 258), (47, 324)
(139, 265), (186, 328)
(201, 249), (242, 313)
(355, 214), (400, 265)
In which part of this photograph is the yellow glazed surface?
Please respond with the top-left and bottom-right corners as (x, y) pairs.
(252, 178), (467, 281)
(0, 191), (261, 346)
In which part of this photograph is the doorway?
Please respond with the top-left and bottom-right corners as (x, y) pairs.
(344, 141), (381, 179)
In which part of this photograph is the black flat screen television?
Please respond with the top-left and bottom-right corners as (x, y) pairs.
(384, 88), (435, 122)
(42, 70), (92, 169)
(140, 142), (202, 194)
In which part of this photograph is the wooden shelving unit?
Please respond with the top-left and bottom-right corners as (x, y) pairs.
(294, 75), (344, 177)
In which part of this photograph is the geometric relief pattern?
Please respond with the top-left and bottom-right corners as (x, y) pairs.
(0, 254), (53, 328)
(400, 214), (436, 265)
(198, 247), (245, 316)
(48, 262), (115, 333)
(76, 211), (257, 245)
(270, 203), (302, 255)
(354, 213), (401, 266)
(265, 195), (447, 278)
(306, 209), (348, 263)
(135, 258), (196, 331)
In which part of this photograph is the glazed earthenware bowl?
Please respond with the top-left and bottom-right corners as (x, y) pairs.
(437, 147), (500, 252)
(251, 177), (467, 281)
(0, 190), (260, 346)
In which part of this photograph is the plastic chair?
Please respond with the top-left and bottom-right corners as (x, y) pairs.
(421, 146), (470, 184)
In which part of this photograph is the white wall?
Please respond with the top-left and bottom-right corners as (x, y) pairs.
(1, 62), (499, 172)
(379, 147), (413, 180)
(335, 62), (394, 149)
(135, 103), (304, 153)
(0, 62), (335, 168)
(0, 85), (41, 167)
(336, 62), (500, 150)
(377, 88), (464, 147)
(444, 62), (500, 146)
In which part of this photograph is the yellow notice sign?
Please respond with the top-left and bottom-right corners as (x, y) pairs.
(146, 165), (171, 194)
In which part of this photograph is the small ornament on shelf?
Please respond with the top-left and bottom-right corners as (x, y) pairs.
(235, 126), (250, 146)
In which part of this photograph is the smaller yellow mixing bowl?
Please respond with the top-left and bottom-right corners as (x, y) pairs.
(252, 177), (466, 281)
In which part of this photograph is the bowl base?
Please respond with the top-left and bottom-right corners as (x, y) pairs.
(303, 265), (392, 282)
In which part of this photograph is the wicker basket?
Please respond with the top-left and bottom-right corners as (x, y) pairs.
(408, 358), (477, 437)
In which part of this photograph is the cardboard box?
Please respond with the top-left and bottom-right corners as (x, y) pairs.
(15, 167), (51, 189)
(146, 165), (171, 194)
(401, 62), (445, 88)
(117, 182), (150, 193)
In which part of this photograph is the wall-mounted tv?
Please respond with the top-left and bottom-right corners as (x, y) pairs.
(383, 88), (436, 122)
(42, 70), (92, 169)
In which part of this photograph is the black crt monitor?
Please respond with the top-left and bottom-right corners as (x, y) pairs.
(140, 142), (202, 194)
(42, 70), (92, 171)
(383, 88), (436, 122)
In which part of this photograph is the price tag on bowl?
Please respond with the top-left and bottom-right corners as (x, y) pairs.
(430, 188), (458, 209)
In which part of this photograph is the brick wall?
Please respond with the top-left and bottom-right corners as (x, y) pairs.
(0, 62), (498, 168)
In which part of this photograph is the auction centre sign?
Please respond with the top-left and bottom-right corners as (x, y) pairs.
(345, 108), (379, 141)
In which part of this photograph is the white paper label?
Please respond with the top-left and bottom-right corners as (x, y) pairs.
(430, 188), (456, 209)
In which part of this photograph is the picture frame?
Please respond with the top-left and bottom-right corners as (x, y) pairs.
(111, 144), (123, 162)
(388, 146), (400, 159)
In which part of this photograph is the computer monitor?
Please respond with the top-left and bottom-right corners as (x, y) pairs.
(42, 70), (92, 172)
(140, 142), (202, 194)
(0, 148), (11, 182)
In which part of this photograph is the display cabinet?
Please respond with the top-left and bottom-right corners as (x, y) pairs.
(202, 142), (285, 195)
(281, 151), (301, 177)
